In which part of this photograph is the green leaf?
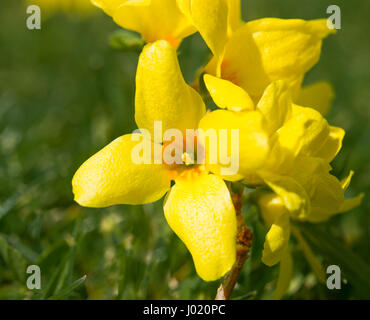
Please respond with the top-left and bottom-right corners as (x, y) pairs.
(0, 234), (29, 282)
(40, 256), (68, 300)
(291, 226), (326, 284)
(0, 193), (19, 221)
(298, 223), (370, 297)
(48, 275), (87, 300)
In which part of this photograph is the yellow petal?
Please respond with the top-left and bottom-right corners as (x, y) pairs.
(260, 172), (310, 220)
(222, 18), (335, 100)
(106, 0), (196, 45)
(72, 134), (171, 207)
(257, 80), (292, 134)
(91, 0), (132, 16)
(276, 105), (331, 160)
(163, 173), (236, 281)
(338, 171), (364, 213)
(314, 126), (345, 163)
(262, 212), (290, 266)
(296, 81), (335, 116)
(135, 40), (205, 139)
(204, 74), (254, 111)
(227, 0), (242, 35)
(257, 192), (288, 226)
(274, 250), (293, 300)
(339, 194), (364, 213)
(177, 0), (228, 58)
(198, 109), (269, 177)
(341, 170), (354, 191)
(290, 158), (361, 222)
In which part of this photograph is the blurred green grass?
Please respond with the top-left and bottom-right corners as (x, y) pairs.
(0, 0), (369, 299)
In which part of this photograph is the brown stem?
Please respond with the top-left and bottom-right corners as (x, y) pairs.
(215, 186), (253, 300)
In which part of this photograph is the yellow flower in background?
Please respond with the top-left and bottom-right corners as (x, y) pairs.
(214, 18), (335, 102)
(256, 167), (363, 299)
(28, 0), (96, 15)
(72, 40), (270, 281)
(178, 0), (336, 113)
(91, 0), (196, 47)
(258, 160), (363, 267)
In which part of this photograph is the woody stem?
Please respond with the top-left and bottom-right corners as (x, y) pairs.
(215, 185), (253, 300)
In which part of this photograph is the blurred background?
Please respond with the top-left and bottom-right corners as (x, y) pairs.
(0, 0), (369, 299)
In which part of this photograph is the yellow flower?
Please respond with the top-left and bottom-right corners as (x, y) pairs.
(27, 0), (96, 15)
(216, 18), (335, 101)
(178, 0), (335, 112)
(72, 40), (269, 281)
(202, 79), (341, 183)
(256, 166), (363, 298)
(91, 0), (196, 47)
(201, 78), (363, 271)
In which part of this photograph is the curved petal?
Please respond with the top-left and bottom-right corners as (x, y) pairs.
(95, 0), (196, 45)
(227, 0), (242, 35)
(135, 40), (205, 140)
(177, 0), (228, 58)
(257, 192), (288, 226)
(260, 171), (310, 220)
(91, 0), (132, 15)
(341, 170), (354, 191)
(262, 212), (290, 266)
(204, 74), (254, 111)
(72, 134), (171, 207)
(256, 80), (292, 134)
(314, 126), (345, 163)
(339, 194), (364, 213)
(276, 105), (331, 159)
(296, 81), (335, 116)
(222, 18), (335, 100)
(198, 109), (269, 177)
(163, 173), (237, 281)
(289, 158), (362, 222)
(338, 171), (364, 213)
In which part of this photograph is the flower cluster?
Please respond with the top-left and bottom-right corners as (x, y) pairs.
(72, 0), (363, 296)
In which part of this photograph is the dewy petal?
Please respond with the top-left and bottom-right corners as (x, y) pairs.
(72, 134), (171, 207)
(296, 81), (335, 116)
(204, 74), (254, 111)
(198, 109), (269, 177)
(98, 0), (196, 45)
(256, 80), (292, 135)
(262, 212), (290, 266)
(163, 173), (236, 281)
(135, 40), (205, 139)
(222, 18), (335, 100)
